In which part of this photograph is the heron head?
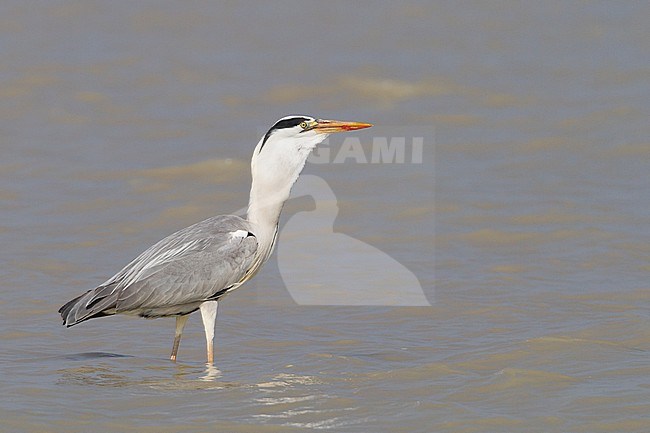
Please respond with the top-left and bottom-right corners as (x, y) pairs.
(248, 115), (371, 226)
(254, 115), (372, 161)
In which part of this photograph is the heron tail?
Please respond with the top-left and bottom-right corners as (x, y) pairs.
(59, 284), (119, 327)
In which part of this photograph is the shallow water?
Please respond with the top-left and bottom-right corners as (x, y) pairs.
(2, 1), (649, 432)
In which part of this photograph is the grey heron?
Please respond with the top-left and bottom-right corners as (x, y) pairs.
(59, 116), (372, 364)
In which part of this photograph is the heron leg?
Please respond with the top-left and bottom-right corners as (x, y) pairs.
(200, 301), (219, 364)
(170, 314), (190, 362)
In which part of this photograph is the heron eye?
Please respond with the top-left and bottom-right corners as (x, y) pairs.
(300, 121), (309, 130)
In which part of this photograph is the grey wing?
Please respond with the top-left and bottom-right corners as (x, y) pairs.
(108, 215), (257, 316)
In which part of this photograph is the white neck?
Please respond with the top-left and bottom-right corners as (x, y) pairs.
(246, 175), (292, 247)
(245, 126), (329, 265)
(246, 141), (312, 258)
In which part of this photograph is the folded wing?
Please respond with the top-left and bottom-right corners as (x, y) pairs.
(59, 215), (257, 325)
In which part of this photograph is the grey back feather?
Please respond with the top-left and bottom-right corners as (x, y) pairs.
(60, 215), (258, 325)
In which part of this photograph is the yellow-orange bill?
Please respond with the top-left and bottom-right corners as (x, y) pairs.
(313, 119), (373, 133)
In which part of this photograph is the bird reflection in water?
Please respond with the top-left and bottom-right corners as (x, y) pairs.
(200, 363), (222, 381)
